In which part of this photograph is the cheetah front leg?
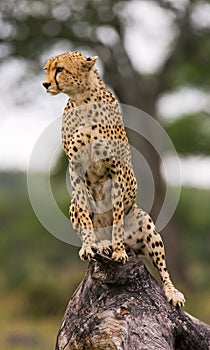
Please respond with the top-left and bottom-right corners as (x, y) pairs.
(110, 165), (128, 264)
(125, 206), (185, 308)
(70, 196), (98, 261)
(69, 164), (98, 261)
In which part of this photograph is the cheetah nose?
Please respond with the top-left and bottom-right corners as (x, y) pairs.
(43, 82), (51, 89)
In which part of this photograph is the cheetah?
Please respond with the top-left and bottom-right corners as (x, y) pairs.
(43, 51), (185, 308)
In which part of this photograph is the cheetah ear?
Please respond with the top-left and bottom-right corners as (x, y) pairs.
(83, 56), (98, 71)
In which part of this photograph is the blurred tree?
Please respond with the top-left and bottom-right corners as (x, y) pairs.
(1, 0), (210, 279)
(165, 113), (210, 156)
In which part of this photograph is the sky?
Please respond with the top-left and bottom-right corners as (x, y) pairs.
(0, 0), (210, 188)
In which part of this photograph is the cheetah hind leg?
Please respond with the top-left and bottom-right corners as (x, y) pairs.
(124, 206), (185, 308)
(142, 230), (185, 307)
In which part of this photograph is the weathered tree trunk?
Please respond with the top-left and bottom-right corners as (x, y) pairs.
(55, 250), (210, 350)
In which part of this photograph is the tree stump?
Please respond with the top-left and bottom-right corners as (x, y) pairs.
(55, 250), (210, 350)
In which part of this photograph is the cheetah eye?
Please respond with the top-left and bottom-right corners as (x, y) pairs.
(56, 67), (64, 73)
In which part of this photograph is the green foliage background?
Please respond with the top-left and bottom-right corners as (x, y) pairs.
(0, 0), (210, 348)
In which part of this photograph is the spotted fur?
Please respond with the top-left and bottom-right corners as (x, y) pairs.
(43, 51), (185, 308)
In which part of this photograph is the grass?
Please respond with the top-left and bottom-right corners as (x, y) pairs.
(0, 262), (86, 349)
(0, 292), (60, 349)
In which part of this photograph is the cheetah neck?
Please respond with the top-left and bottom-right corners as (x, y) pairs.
(66, 70), (106, 106)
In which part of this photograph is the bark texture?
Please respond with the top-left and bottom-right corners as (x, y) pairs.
(55, 250), (210, 350)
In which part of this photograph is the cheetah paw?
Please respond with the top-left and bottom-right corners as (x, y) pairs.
(97, 240), (112, 255)
(79, 244), (98, 261)
(112, 250), (128, 264)
(164, 287), (186, 308)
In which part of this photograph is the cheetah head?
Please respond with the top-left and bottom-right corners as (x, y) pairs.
(42, 51), (98, 96)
